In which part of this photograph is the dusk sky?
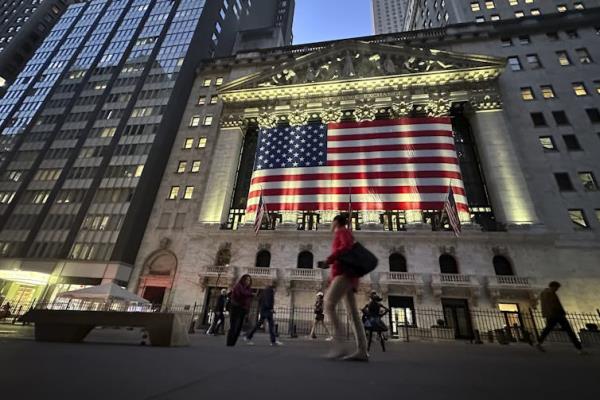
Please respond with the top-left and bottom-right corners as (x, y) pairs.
(293, 0), (373, 44)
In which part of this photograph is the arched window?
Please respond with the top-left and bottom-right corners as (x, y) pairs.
(493, 255), (514, 276)
(389, 253), (407, 272)
(215, 248), (231, 266)
(439, 254), (458, 274)
(297, 251), (314, 269)
(255, 250), (271, 268)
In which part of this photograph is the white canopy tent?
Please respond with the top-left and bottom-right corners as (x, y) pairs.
(57, 283), (149, 305)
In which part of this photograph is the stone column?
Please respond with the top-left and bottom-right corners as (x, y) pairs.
(468, 105), (538, 225)
(198, 126), (245, 224)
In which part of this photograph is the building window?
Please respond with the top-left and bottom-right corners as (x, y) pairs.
(439, 254), (458, 274)
(586, 108), (600, 123)
(183, 138), (194, 149)
(255, 250), (271, 268)
(563, 134), (582, 151)
(190, 115), (201, 127)
(554, 173), (574, 191)
(470, 2), (481, 12)
(176, 161), (187, 173)
(539, 136), (557, 151)
(578, 172), (598, 191)
(546, 32), (559, 41)
(493, 255), (514, 276)
(173, 213), (186, 229)
(540, 85), (556, 99)
(191, 160), (201, 173)
(530, 8), (541, 16)
(197, 96), (206, 105)
(158, 212), (171, 229)
(526, 54), (542, 69)
(168, 186), (180, 200)
(574, 2), (585, 10)
(215, 77), (224, 86)
(595, 209), (600, 223)
(500, 37), (512, 47)
(575, 49), (592, 64)
(572, 82), (588, 96)
(568, 209), (589, 229)
(520, 87), (535, 100)
(556, 51), (572, 66)
(198, 137), (207, 148)
(297, 251), (314, 269)
(566, 30), (579, 39)
(531, 112), (547, 127)
(389, 253), (407, 272)
(202, 78), (211, 87)
(594, 81), (600, 95)
(203, 115), (213, 126)
(507, 56), (522, 71)
(514, 11), (525, 18)
(183, 186), (194, 200)
(518, 35), (530, 45)
(552, 111), (569, 125)
(557, 5), (568, 12)
(210, 96), (218, 104)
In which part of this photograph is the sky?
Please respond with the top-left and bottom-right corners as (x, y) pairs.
(292, 0), (373, 45)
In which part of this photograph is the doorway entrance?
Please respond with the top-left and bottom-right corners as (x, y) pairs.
(442, 298), (473, 339)
(388, 296), (415, 338)
(143, 286), (166, 305)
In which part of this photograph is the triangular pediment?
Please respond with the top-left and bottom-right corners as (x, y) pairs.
(220, 40), (505, 95)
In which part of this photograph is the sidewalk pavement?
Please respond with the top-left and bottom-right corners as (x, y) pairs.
(0, 328), (598, 400)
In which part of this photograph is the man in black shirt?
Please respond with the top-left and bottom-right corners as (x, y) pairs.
(207, 289), (227, 335)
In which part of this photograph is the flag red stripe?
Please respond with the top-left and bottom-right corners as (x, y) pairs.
(328, 117), (451, 129)
(247, 201), (469, 213)
(328, 130), (453, 142)
(251, 170), (463, 185)
(248, 186), (467, 198)
(327, 156), (458, 167)
(327, 143), (456, 153)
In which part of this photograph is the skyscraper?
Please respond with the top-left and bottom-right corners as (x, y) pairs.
(0, 0), (77, 93)
(372, 0), (409, 34)
(404, 0), (600, 31)
(0, 0), (293, 304)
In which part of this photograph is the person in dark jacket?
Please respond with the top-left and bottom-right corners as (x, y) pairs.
(207, 289), (227, 335)
(309, 292), (331, 339)
(244, 283), (282, 346)
(226, 274), (253, 347)
(536, 281), (584, 353)
(362, 292), (389, 352)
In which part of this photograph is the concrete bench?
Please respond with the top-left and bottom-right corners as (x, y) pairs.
(21, 309), (190, 347)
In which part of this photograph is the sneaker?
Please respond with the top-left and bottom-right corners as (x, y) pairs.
(271, 340), (284, 346)
(325, 336), (334, 341)
(341, 351), (369, 362)
(243, 337), (255, 346)
(535, 343), (546, 353)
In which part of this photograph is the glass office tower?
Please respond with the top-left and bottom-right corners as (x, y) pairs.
(0, 0), (275, 304)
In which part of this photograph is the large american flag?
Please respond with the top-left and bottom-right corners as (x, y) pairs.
(246, 117), (468, 214)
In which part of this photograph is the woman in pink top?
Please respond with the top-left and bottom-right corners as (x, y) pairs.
(322, 214), (368, 361)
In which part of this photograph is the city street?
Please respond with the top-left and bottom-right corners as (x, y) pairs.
(1, 325), (599, 400)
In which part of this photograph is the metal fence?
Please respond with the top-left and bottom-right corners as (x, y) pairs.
(2, 299), (599, 347)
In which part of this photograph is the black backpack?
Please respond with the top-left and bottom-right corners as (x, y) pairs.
(338, 242), (378, 277)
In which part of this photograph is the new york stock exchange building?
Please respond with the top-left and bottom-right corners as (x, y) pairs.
(130, 10), (600, 339)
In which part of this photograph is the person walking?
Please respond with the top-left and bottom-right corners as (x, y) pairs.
(309, 292), (332, 340)
(535, 281), (585, 354)
(320, 214), (369, 362)
(207, 289), (227, 335)
(226, 274), (253, 347)
(244, 283), (283, 346)
(362, 292), (389, 352)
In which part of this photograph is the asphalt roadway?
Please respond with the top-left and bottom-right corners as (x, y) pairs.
(0, 324), (599, 400)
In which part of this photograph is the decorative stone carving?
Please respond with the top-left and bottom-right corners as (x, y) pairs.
(321, 106), (343, 123)
(342, 51), (355, 77)
(470, 92), (502, 111)
(287, 105), (310, 126)
(220, 113), (247, 129)
(257, 107), (278, 128)
(390, 96), (413, 118)
(425, 94), (452, 117)
(353, 102), (376, 122)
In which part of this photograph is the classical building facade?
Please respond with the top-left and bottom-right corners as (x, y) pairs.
(132, 8), (600, 336)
